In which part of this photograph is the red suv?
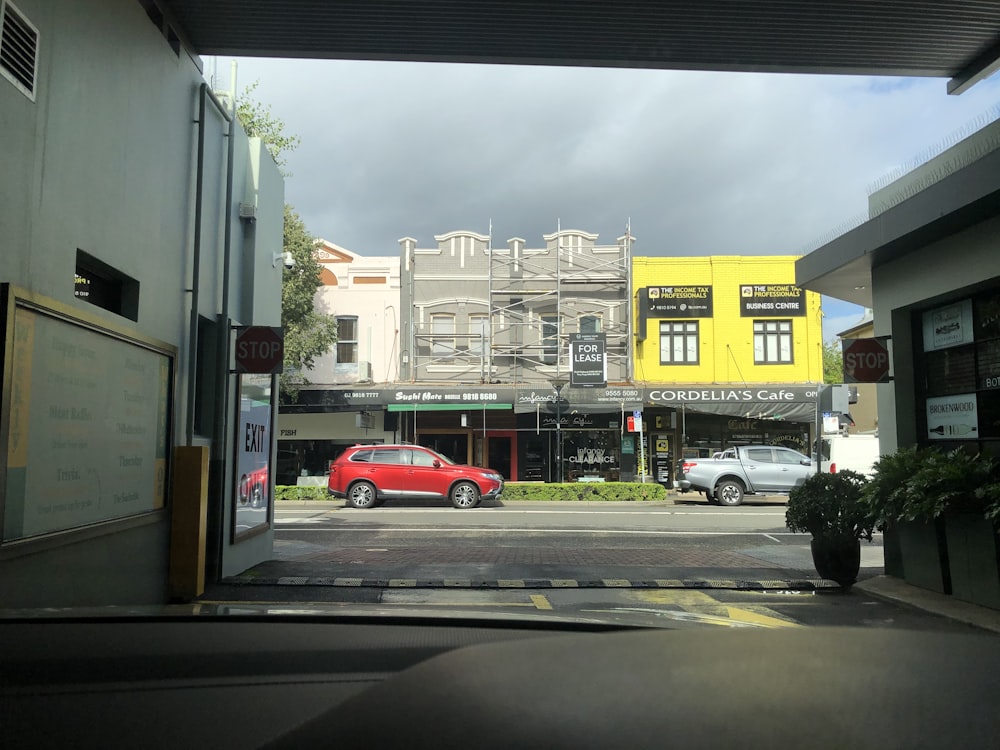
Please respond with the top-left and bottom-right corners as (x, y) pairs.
(327, 444), (504, 509)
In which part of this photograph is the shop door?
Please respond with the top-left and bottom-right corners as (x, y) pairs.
(418, 433), (468, 465)
(485, 431), (516, 480)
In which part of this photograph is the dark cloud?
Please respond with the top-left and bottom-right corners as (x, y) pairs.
(222, 57), (999, 271)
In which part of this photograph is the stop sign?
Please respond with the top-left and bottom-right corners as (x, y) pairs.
(842, 337), (890, 383)
(235, 326), (284, 374)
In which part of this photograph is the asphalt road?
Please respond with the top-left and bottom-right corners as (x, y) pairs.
(199, 500), (996, 633)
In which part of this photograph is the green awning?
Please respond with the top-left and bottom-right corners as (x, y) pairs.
(387, 403), (513, 412)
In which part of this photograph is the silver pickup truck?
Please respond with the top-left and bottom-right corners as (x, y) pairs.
(677, 445), (815, 506)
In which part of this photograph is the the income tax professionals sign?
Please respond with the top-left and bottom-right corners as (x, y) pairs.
(643, 286), (713, 318)
(739, 284), (805, 317)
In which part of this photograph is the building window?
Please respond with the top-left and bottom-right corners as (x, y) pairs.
(754, 320), (793, 364)
(336, 316), (358, 363)
(468, 314), (488, 357)
(431, 313), (455, 358)
(541, 314), (559, 364)
(579, 314), (602, 334)
(659, 321), (699, 365)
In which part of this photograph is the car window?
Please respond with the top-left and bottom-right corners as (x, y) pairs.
(370, 449), (401, 464)
(744, 448), (773, 463)
(410, 449), (437, 467)
(350, 449), (375, 463)
(776, 449), (806, 464)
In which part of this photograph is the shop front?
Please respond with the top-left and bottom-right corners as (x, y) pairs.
(278, 384), (824, 484)
(641, 385), (824, 484)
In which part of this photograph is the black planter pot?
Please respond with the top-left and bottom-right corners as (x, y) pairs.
(810, 537), (861, 588)
(944, 513), (1000, 610)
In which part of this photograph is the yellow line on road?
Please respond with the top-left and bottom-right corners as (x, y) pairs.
(725, 606), (801, 628)
(530, 594), (553, 610)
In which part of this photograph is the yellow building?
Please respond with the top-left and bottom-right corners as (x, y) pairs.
(633, 256), (824, 384)
(632, 256), (825, 476)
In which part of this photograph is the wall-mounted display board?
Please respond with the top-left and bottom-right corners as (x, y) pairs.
(1, 285), (174, 545)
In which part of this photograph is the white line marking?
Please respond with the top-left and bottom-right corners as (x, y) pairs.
(763, 534), (782, 543)
(276, 527), (803, 537)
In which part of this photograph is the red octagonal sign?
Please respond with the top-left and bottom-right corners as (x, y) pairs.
(842, 337), (890, 383)
(235, 326), (284, 375)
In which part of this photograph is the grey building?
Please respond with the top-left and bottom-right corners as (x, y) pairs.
(400, 229), (631, 384)
(395, 229), (637, 483)
(0, 0), (284, 607)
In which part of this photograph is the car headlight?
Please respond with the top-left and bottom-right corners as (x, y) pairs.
(483, 473), (502, 481)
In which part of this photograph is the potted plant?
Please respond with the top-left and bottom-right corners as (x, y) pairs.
(911, 448), (1000, 609)
(861, 446), (936, 587)
(864, 446), (1000, 603)
(786, 470), (874, 588)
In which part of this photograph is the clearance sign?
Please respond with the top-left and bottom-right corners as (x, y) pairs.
(570, 332), (607, 388)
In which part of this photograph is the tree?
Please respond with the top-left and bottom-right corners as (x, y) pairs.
(823, 339), (843, 383)
(278, 205), (339, 401)
(235, 81), (301, 172)
(235, 85), (336, 400)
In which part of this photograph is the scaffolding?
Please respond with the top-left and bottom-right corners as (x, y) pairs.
(486, 223), (632, 385)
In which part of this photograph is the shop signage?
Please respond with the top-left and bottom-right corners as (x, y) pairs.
(922, 299), (974, 352)
(842, 337), (890, 383)
(739, 285), (805, 317)
(926, 393), (979, 440)
(644, 286), (713, 318)
(645, 386), (817, 403)
(541, 414), (598, 428)
(570, 332), (607, 388)
(234, 374), (272, 540)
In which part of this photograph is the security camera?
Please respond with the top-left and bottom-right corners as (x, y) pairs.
(282, 252), (295, 270)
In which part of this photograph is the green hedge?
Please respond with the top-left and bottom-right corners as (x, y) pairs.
(275, 485), (333, 501)
(500, 482), (668, 502)
(275, 482), (668, 502)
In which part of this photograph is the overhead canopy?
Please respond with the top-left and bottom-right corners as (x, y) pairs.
(162, 1), (1000, 93)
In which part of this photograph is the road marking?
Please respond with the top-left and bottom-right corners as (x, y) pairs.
(763, 534), (782, 543)
(530, 594), (553, 610)
(633, 590), (800, 628)
(277, 527), (804, 537)
(725, 606), (800, 628)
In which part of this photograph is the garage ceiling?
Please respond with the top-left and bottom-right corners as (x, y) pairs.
(161, 1), (1000, 93)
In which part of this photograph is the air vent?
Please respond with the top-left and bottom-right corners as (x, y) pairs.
(0, 1), (38, 101)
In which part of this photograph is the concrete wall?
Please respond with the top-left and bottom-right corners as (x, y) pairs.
(0, 0), (283, 604)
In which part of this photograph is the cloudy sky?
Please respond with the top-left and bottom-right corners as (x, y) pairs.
(214, 57), (1000, 340)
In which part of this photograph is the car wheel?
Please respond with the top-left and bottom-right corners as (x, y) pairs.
(716, 480), (745, 507)
(451, 481), (480, 509)
(250, 482), (264, 508)
(348, 481), (377, 509)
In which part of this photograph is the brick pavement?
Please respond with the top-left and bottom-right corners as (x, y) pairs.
(274, 543), (775, 568)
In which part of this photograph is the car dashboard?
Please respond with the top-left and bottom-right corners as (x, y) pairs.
(2, 614), (999, 749)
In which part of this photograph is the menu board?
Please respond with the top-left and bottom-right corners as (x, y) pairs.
(3, 303), (172, 543)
